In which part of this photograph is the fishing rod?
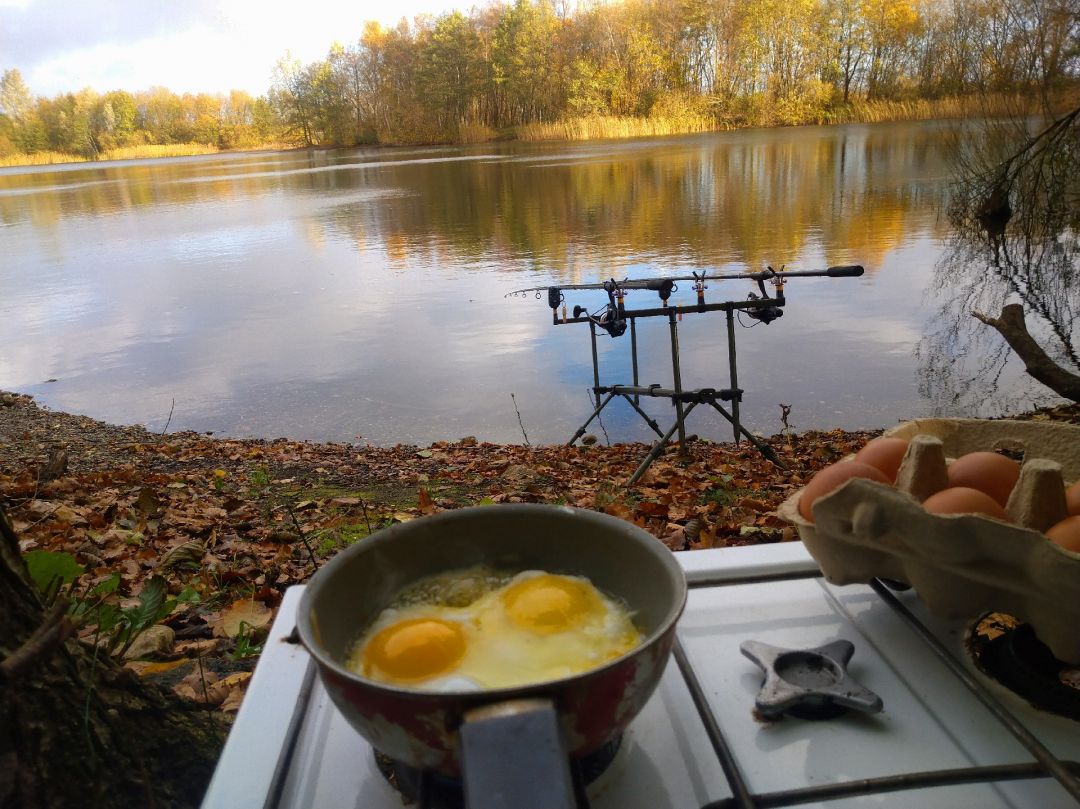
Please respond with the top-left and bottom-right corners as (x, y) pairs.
(504, 264), (864, 298)
(508, 264), (864, 338)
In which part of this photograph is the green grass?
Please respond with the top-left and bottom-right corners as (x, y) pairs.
(702, 475), (756, 508)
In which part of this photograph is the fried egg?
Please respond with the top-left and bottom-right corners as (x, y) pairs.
(347, 568), (642, 691)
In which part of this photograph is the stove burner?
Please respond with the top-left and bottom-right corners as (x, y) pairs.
(969, 613), (1080, 722)
(741, 639), (884, 720)
(373, 735), (622, 809)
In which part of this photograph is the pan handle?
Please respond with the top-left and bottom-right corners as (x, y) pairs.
(460, 698), (575, 809)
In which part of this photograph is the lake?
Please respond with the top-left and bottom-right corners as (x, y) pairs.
(0, 121), (1064, 447)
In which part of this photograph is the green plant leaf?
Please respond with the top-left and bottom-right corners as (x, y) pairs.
(176, 585), (201, 604)
(24, 550), (83, 596)
(94, 603), (122, 634)
(94, 572), (121, 596)
(125, 575), (169, 633)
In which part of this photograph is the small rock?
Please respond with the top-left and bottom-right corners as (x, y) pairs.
(267, 530), (300, 544)
(124, 625), (176, 660)
(502, 464), (536, 482)
(39, 448), (68, 481)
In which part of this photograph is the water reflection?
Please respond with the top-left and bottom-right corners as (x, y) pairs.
(1, 122), (963, 444)
(917, 117), (1079, 416)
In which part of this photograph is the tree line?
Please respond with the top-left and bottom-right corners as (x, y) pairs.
(2, 0), (1077, 159)
(0, 71), (278, 159)
(270, 0), (1079, 145)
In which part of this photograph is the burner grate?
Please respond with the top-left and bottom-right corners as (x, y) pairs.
(670, 571), (1080, 808)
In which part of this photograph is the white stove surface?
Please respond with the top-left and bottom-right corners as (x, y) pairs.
(202, 543), (1080, 809)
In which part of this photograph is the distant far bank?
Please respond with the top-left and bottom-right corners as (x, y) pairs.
(0, 94), (1030, 169)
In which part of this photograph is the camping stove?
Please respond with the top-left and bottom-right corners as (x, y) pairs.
(202, 543), (1080, 809)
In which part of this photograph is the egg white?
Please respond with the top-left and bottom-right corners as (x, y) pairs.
(347, 569), (641, 690)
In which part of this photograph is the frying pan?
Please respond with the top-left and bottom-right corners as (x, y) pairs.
(296, 504), (686, 809)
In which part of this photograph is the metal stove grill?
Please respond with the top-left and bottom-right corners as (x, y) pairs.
(679, 572), (1080, 808)
(202, 545), (1080, 809)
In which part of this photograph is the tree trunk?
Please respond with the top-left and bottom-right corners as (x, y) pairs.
(974, 304), (1080, 402)
(0, 508), (223, 809)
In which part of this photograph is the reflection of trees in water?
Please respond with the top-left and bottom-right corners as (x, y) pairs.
(917, 109), (1080, 413)
(320, 126), (952, 279)
(2, 129), (952, 283)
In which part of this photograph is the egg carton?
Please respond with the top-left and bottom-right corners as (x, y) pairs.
(778, 418), (1080, 664)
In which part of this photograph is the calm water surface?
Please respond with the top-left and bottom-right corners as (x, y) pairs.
(0, 122), (1061, 445)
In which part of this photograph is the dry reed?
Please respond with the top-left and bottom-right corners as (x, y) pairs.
(517, 114), (717, 142)
(99, 143), (219, 161)
(0, 151), (83, 167)
(457, 123), (498, 143)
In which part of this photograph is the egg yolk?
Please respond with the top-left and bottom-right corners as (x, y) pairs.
(362, 618), (466, 681)
(501, 574), (598, 634)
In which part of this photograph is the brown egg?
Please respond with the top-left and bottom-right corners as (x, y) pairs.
(946, 452), (1020, 507)
(1046, 515), (1080, 552)
(923, 487), (1008, 521)
(853, 437), (909, 483)
(1066, 480), (1080, 516)
(798, 461), (889, 522)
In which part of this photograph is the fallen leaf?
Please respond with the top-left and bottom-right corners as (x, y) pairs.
(213, 599), (273, 638)
(220, 682), (249, 713)
(174, 669), (221, 704)
(135, 487), (161, 515)
(175, 638), (226, 657)
(125, 658), (189, 677)
(660, 524), (687, 551)
(417, 487), (437, 516)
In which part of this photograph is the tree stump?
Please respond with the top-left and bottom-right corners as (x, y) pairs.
(0, 508), (224, 809)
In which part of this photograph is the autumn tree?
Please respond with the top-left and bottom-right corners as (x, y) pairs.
(0, 69), (33, 124)
(0, 69), (35, 155)
(824, 0), (870, 102)
(418, 11), (487, 134)
(270, 54), (317, 146)
(492, 0), (564, 125)
(861, 0), (922, 98)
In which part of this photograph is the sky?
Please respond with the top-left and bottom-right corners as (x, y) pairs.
(0, 0), (470, 99)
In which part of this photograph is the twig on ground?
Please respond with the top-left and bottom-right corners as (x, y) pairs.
(358, 496), (374, 535)
(779, 403), (794, 436)
(160, 398), (175, 437)
(510, 393), (531, 446)
(588, 389), (611, 446)
(284, 501), (320, 573)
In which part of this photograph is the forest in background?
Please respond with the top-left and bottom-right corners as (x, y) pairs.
(0, 0), (1076, 163)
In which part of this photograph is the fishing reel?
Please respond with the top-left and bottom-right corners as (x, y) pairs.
(744, 266), (786, 324)
(569, 279), (628, 337)
(573, 303), (627, 338)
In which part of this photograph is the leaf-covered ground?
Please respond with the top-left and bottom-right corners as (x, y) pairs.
(3, 390), (1077, 716)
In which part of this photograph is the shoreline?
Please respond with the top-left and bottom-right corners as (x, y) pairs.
(0, 98), (1025, 170)
(0, 388), (874, 549)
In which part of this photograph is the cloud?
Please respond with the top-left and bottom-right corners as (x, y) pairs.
(0, 1), (215, 66)
(1, 0), (470, 97)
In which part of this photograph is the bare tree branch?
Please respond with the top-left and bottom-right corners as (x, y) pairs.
(973, 304), (1080, 400)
